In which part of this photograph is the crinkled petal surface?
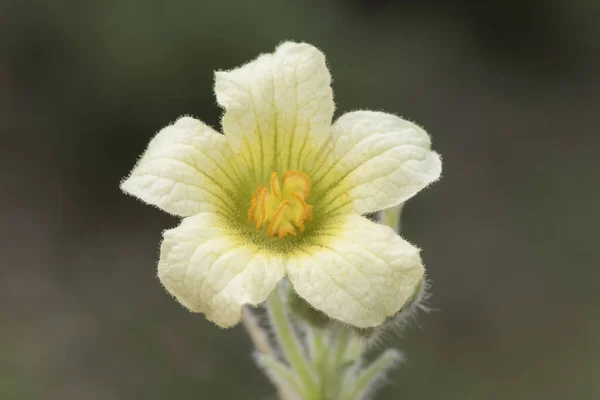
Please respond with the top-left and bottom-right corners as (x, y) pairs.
(158, 212), (286, 327)
(316, 111), (442, 216)
(121, 42), (442, 330)
(121, 116), (241, 217)
(285, 215), (424, 328)
(214, 42), (334, 182)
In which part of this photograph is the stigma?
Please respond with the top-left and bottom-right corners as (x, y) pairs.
(248, 171), (313, 238)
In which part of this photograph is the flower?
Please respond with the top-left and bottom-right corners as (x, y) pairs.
(121, 42), (442, 328)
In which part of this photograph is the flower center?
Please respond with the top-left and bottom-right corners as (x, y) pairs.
(248, 171), (313, 238)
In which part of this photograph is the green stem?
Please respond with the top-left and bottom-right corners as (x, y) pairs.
(267, 289), (319, 395)
(308, 327), (327, 371)
(324, 325), (352, 398)
(345, 335), (365, 363)
(332, 326), (351, 367)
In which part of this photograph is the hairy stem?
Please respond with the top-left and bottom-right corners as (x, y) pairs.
(266, 289), (319, 395)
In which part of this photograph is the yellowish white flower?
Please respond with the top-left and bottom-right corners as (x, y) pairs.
(121, 42), (442, 329)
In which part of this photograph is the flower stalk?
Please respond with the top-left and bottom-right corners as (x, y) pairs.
(246, 285), (409, 400)
(266, 286), (319, 395)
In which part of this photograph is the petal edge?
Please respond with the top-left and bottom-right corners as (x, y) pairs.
(316, 111), (442, 216)
(285, 215), (424, 328)
(121, 116), (239, 217)
(158, 213), (286, 327)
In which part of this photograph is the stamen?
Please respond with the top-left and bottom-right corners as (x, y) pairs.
(269, 172), (280, 197)
(248, 184), (264, 224)
(248, 171), (312, 238)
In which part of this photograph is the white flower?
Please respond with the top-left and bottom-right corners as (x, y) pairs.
(121, 42), (442, 328)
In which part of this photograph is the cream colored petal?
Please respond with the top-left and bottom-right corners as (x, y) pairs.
(158, 212), (286, 328)
(120, 116), (242, 217)
(214, 42), (334, 182)
(314, 111), (442, 216)
(285, 215), (424, 328)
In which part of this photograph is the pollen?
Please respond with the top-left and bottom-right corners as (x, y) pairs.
(248, 171), (313, 238)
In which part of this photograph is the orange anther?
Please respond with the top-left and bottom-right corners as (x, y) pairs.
(248, 171), (313, 238)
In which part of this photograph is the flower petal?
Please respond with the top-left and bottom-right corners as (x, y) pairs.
(158, 212), (286, 327)
(214, 42), (334, 181)
(121, 116), (241, 217)
(285, 215), (424, 328)
(315, 111), (442, 216)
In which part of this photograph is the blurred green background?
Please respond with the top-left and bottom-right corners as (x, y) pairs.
(2, 0), (599, 399)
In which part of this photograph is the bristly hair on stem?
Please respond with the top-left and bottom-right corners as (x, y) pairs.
(242, 281), (423, 400)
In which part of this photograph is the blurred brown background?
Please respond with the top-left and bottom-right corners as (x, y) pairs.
(2, 0), (599, 399)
